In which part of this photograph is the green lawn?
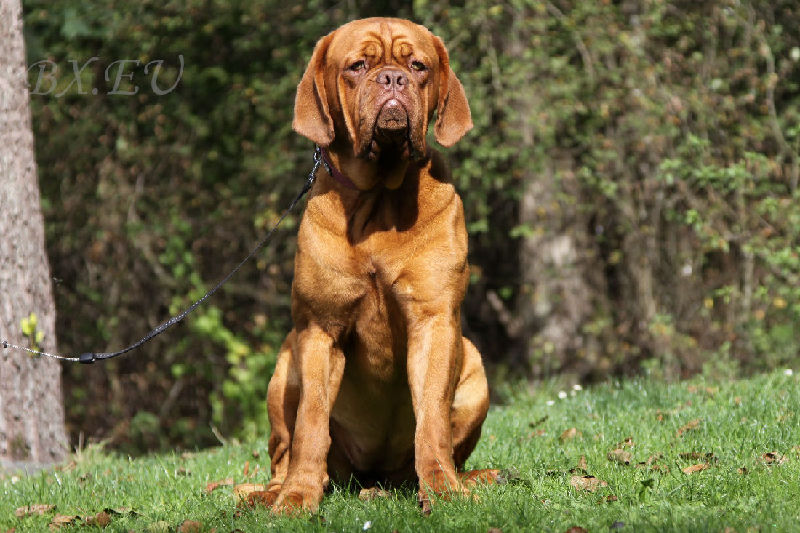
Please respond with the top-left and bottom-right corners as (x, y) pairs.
(2, 370), (799, 532)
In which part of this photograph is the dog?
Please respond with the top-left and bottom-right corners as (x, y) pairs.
(258, 18), (495, 515)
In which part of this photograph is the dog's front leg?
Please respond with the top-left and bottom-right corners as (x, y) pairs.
(406, 309), (466, 513)
(272, 324), (344, 514)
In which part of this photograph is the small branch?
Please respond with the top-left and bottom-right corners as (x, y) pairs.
(545, 1), (596, 84)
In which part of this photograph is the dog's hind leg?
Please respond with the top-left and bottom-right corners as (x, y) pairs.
(451, 337), (498, 484)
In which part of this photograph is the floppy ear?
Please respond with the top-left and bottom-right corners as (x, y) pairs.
(432, 36), (473, 147)
(293, 33), (335, 146)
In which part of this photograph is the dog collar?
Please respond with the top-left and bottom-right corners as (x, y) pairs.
(319, 148), (361, 190)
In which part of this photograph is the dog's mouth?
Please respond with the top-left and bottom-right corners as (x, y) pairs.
(365, 99), (424, 163)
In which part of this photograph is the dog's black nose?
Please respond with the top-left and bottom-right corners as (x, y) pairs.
(377, 69), (408, 92)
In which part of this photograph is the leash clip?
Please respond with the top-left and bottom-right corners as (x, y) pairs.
(315, 145), (332, 177)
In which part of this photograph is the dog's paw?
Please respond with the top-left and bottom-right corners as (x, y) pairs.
(244, 489), (280, 508)
(417, 471), (471, 515)
(271, 486), (323, 516)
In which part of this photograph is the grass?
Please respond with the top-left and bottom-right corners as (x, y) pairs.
(2, 370), (799, 532)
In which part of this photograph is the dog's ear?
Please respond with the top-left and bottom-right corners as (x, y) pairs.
(293, 33), (335, 146)
(432, 36), (472, 147)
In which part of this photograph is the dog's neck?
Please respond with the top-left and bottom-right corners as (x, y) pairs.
(323, 143), (410, 191)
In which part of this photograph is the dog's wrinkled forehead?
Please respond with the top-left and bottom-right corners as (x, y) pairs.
(327, 18), (438, 69)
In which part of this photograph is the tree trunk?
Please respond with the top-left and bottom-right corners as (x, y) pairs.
(0, 0), (68, 470)
(504, 8), (599, 378)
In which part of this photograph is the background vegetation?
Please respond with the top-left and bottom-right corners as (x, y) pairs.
(21, 0), (800, 452)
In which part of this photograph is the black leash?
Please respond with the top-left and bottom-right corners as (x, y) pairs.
(1, 146), (323, 364)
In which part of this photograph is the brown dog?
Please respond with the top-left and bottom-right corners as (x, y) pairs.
(260, 18), (494, 514)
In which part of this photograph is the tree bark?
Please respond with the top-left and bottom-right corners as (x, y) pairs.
(504, 8), (599, 378)
(0, 0), (68, 470)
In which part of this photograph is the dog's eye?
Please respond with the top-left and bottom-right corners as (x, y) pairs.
(410, 61), (427, 72)
(348, 60), (366, 72)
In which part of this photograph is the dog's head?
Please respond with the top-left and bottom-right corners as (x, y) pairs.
(293, 18), (472, 163)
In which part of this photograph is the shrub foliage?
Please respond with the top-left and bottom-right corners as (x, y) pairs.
(23, 0), (800, 450)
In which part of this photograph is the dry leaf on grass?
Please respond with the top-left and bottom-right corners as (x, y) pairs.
(144, 520), (172, 533)
(679, 452), (716, 462)
(676, 419), (701, 437)
(48, 515), (78, 530)
(177, 520), (203, 533)
(570, 475), (608, 492)
(615, 436), (634, 448)
(206, 478), (234, 493)
(682, 463), (709, 474)
(560, 428), (581, 442)
(85, 511), (111, 528)
(761, 452), (787, 465)
(15, 504), (55, 517)
(529, 415), (548, 428)
(608, 448), (632, 465)
(232, 483), (267, 500)
(358, 487), (391, 501)
(564, 527), (588, 533)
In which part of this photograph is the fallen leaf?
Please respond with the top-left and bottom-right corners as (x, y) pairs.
(85, 511), (111, 528)
(570, 475), (608, 492)
(529, 415), (548, 428)
(496, 467), (522, 484)
(680, 452), (717, 463)
(616, 436), (634, 448)
(676, 419), (701, 437)
(761, 452), (786, 465)
(252, 449), (260, 459)
(564, 527), (588, 533)
(487, 528), (503, 533)
(687, 385), (717, 396)
(103, 507), (136, 517)
(232, 483), (267, 500)
(682, 463), (709, 474)
(608, 448), (632, 465)
(560, 428), (580, 442)
(601, 494), (618, 503)
(15, 504), (55, 517)
(176, 467), (191, 476)
(645, 453), (662, 465)
(145, 521), (172, 533)
(358, 487), (391, 501)
(737, 467), (748, 475)
(243, 461), (250, 477)
(48, 515), (78, 530)
(528, 429), (546, 438)
(177, 520), (203, 533)
(206, 478), (235, 493)
(577, 455), (588, 471)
